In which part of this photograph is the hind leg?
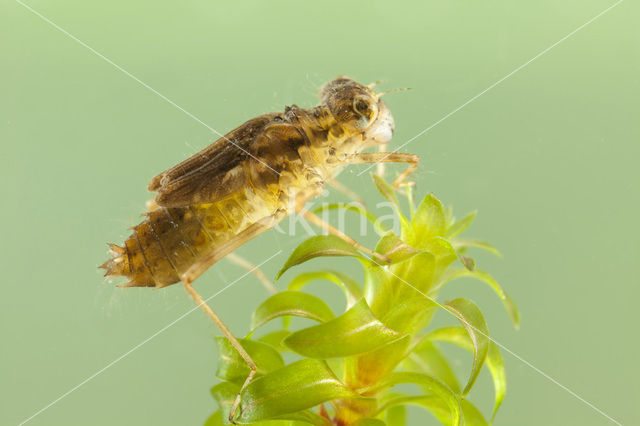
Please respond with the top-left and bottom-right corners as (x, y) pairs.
(225, 252), (277, 294)
(181, 280), (257, 423)
(180, 216), (283, 422)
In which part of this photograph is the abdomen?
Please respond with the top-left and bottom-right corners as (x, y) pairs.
(101, 189), (277, 288)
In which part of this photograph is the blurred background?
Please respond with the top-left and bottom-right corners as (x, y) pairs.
(1, 0), (638, 424)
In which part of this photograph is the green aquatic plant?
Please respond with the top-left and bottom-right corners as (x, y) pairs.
(206, 175), (518, 426)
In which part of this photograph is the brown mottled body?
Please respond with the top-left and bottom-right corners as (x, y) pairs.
(102, 76), (419, 423)
(105, 193), (273, 288)
(102, 76), (409, 289)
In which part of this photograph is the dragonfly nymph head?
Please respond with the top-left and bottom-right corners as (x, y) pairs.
(319, 76), (395, 148)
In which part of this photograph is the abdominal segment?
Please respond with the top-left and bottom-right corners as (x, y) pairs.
(101, 189), (275, 288)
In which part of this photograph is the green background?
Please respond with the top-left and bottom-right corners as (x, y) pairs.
(2, 0), (638, 425)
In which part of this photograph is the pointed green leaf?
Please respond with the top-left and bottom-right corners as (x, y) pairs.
(385, 405), (406, 426)
(458, 254), (475, 271)
(406, 184), (417, 219)
(386, 396), (454, 426)
(236, 359), (358, 423)
(423, 237), (458, 265)
(461, 400), (489, 426)
(446, 211), (477, 239)
(366, 254), (438, 334)
(204, 410), (223, 426)
(388, 251), (436, 297)
(380, 394), (487, 426)
(437, 269), (519, 328)
(372, 173), (400, 207)
(277, 235), (363, 279)
(211, 381), (241, 424)
(453, 240), (502, 257)
(443, 298), (489, 395)
(366, 264), (437, 334)
(375, 232), (420, 264)
(353, 419), (386, 426)
(284, 298), (403, 358)
(379, 394), (441, 417)
(372, 174), (411, 238)
(250, 291), (335, 331)
(346, 335), (412, 388)
(374, 295), (438, 336)
(428, 326), (506, 422)
(257, 330), (291, 352)
(215, 337), (284, 382)
(363, 261), (391, 305)
(365, 372), (461, 426)
(312, 203), (388, 235)
(419, 398), (487, 426)
(412, 236), (461, 280)
(288, 270), (362, 308)
(411, 194), (446, 244)
(273, 410), (332, 426)
(404, 340), (460, 394)
(443, 204), (454, 227)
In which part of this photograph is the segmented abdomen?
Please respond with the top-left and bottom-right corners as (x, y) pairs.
(101, 189), (275, 288)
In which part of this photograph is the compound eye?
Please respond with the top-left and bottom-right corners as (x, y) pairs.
(354, 98), (371, 117)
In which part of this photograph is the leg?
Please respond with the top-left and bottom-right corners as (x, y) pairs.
(225, 252), (277, 294)
(300, 209), (389, 263)
(376, 144), (387, 178)
(145, 198), (160, 212)
(295, 186), (390, 264)
(346, 152), (419, 188)
(328, 178), (365, 206)
(182, 280), (256, 423)
(180, 216), (283, 422)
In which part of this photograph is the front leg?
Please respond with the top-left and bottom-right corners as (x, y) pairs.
(345, 152), (419, 188)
